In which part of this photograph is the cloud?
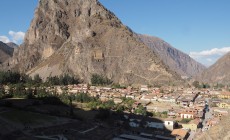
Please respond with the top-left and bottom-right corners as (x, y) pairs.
(189, 47), (230, 59)
(206, 58), (213, 62)
(9, 31), (25, 43)
(0, 36), (10, 43)
(0, 31), (25, 44)
(189, 47), (230, 67)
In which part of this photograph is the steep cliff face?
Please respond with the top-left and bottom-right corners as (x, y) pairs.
(7, 0), (181, 85)
(198, 52), (230, 84)
(0, 41), (14, 64)
(138, 34), (206, 77)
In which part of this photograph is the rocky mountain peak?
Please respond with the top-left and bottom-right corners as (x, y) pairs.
(5, 0), (181, 85)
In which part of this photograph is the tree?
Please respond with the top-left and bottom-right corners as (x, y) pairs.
(14, 83), (26, 98)
(202, 83), (210, 89)
(88, 101), (99, 110)
(0, 86), (5, 95)
(59, 74), (79, 85)
(0, 71), (21, 84)
(47, 76), (60, 85)
(134, 105), (147, 116)
(33, 74), (42, 85)
(91, 74), (112, 86)
(116, 105), (125, 113)
(26, 87), (34, 99)
(192, 81), (200, 88)
(122, 97), (135, 112)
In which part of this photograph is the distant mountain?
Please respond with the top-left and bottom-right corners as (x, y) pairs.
(138, 34), (206, 78)
(198, 51), (230, 84)
(0, 41), (14, 64)
(6, 42), (19, 48)
(3, 0), (181, 85)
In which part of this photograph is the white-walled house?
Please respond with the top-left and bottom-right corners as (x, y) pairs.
(164, 120), (176, 131)
(140, 85), (149, 92)
(180, 112), (194, 119)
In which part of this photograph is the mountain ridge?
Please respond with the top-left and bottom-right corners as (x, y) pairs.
(0, 41), (14, 64)
(137, 34), (206, 77)
(197, 51), (230, 84)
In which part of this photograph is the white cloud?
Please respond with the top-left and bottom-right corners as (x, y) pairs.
(189, 47), (230, 59)
(9, 31), (25, 44)
(189, 47), (230, 67)
(0, 31), (25, 44)
(0, 36), (10, 43)
(206, 58), (213, 62)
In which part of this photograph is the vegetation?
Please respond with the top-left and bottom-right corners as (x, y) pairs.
(0, 71), (80, 87)
(111, 83), (126, 89)
(152, 111), (168, 118)
(192, 81), (200, 88)
(180, 118), (192, 123)
(134, 105), (147, 116)
(47, 74), (80, 86)
(192, 81), (210, 89)
(0, 71), (21, 84)
(91, 74), (112, 86)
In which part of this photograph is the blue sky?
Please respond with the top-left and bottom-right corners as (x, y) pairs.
(0, 0), (230, 66)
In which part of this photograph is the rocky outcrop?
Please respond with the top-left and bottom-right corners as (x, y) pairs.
(6, 0), (181, 85)
(198, 52), (230, 84)
(138, 34), (206, 78)
(0, 41), (14, 64)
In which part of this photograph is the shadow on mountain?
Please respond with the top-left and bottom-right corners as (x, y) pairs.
(0, 97), (179, 140)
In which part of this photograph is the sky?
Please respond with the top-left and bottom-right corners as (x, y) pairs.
(0, 0), (230, 67)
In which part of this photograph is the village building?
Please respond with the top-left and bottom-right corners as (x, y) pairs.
(171, 129), (189, 140)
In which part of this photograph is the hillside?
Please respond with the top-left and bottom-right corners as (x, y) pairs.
(198, 52), (230, 84)
(138, 34), (206, 77)
(0, 41), (14, 64)
(195, 115), (230, 140)
(4, 0), (181, 85)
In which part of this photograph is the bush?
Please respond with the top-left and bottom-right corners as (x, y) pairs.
(180, 118), (192, 123)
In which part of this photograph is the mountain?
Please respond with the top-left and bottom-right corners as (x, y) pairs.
(5, 0), (181, 85)
(198, 52), (230, 84)
(6, 42), (19, 48)
(138, 34), (206, 78)
(0, 41), (14, 64)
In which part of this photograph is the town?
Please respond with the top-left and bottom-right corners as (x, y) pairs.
(0, 74), (229, 140)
